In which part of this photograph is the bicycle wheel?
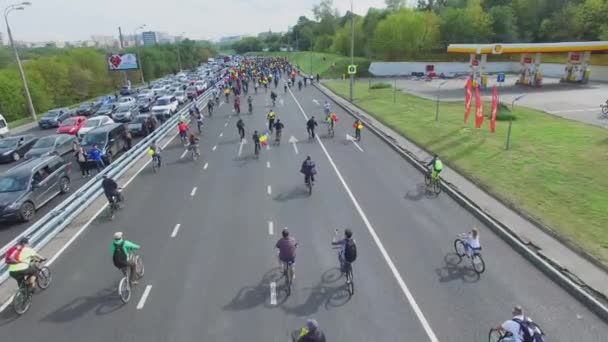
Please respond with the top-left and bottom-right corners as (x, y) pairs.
(118, 276), (131, 303)
(36, 266), (52, 290)
(285, 266), (292, 296)
(135, 255), (145, 278)
(13, 287), (31, 315)
(346, 266), (354, 296)
(602, 106), (608, 115)
(307, 181), (312, 196)
(488, 328), (505, 342)
(433, 179), (442, 194)
(424, 173), (431, 186)
(152, 159), (159, 173)
(453, 239), (467, 257)
(472, 253), (486, 274)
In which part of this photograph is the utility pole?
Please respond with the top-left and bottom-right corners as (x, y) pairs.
(349, 0), (354, 102)
(118, 26), (128, 85)
(134, 25), (146, 84)
(5, 2), (36, 121)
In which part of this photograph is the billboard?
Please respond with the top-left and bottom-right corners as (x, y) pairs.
(107, 53), (139, 71)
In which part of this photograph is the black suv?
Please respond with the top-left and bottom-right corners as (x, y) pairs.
(79, 123), (127, 164)
(0, 155), (72, 222)
(76, 102), (101, 117)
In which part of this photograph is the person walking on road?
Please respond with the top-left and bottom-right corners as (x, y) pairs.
(75, 146), (90, 177)
(89, 145), (104, 173)
(236, 119), (245, 140)
(307, 116), (318, 139)
(122, 126), (132, 150)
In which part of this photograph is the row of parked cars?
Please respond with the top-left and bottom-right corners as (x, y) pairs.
(0, 64), (220, 222)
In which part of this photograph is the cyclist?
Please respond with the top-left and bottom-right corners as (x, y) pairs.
(178, 121), (189, 144)
(331, 228), (357, 274)
(284, 79), (288, 93)
(426, 154), (443, 180)
(327, 112), (337, 134)
(7, 237), (45, 289)
(296, 319), (326, 342)
(110, 232), (141, 285)
(247, 95), (253, 113)
(353, 119), (362, 141)
(102, 175), (122, 206)
(300, 156), (316, 185)
(323, 101), (331, 117)
(494, 305), (545, 342)
(187, 133), (200, 156)
(462, 227), (481, 258)
(224, 87), (230, 102)
(252, 130), (261, 155)
(267, 110), (276, 132)
(254, 81), (259, 94)
(298, 79), (303, 91)
(274, 119), (284, 142)
(234, 96), (241, 114)
(306, 116), (318, 139)
(270, 90), (277, 107)
(275, 228), (297, 273)
(148, 141), (162, 168)
(196, 112), (205, 134)
(207, 99), (214, 116)
(236, 118), (245, 140)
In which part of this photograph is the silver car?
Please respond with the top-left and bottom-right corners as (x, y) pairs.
(112, 105), (137, 122)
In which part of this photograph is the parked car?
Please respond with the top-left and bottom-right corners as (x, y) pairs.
(151, 85), (166, 97)
(95, 103), (115, 117)
(24, 134), (76, 159)
(112, 105), (137, 122)
(137, 96), (154, 113)
(0, 134), (37, 162)
(173, 90), (187, 104)
(80, 123), (127, 164)
(57, 116), (87, 135)
(38, 108), (72, 129)
(0, 114), (8, 138)
(120, 84), (132, 96)
(186, 86), (198, 100)
(77, 115), (115, 139)
(151, 95), (179, 119)
(128, 114), (150, 136)
(138, 89), (154, 98)
(76, 102), (101, 117)
(0, 155), (72, 222)
(117, 96), (136, 107)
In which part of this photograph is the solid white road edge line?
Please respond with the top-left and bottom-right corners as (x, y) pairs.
(190, 187), (198, 197)
(171, 224), (181, 238)
(268, 221), (274, 235)
(137, 285), (152, 310)
(269, 281), (277, 305)
(289, 88), (440, 342)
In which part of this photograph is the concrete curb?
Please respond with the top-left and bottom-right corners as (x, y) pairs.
(314, 82), (608, 322)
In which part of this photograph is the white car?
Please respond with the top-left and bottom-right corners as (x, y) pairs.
(118, 96), (136, 107)
(151, 85), (166, 96)
(195, 81), (208, 93)
(77, 116), (115, 139)
(173, 91), (187, 104)
(151, 95), (179, 118)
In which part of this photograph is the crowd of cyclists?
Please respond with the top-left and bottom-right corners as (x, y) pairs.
(4, 56), (545, 342)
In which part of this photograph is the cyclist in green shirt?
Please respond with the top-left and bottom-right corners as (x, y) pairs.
(110, 232), (141, 284)
(427, 154), (443, 180)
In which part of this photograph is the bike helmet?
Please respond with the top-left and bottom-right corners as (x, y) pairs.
(344, 229), (353, 238)
(18, 237), (30, 245)
(113, 232), (123, 240)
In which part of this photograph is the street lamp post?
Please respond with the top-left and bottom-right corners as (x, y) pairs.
(435, 80), (448, 121)
(349, 0), (354, 102)
(5, 2), (36, 121)
(134, 24), (146, 84)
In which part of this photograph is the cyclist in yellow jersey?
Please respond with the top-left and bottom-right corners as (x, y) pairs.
(427, 154), (443, 179)
(7, 237), (45, 288)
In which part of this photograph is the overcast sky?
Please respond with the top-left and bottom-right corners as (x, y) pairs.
(2, 0), (407, 43)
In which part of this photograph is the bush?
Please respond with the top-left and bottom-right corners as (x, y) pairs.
(370, 82), (392, 89)
(485, 102), (516, 121)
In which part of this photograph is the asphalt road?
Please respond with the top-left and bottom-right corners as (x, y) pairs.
(0, 81), (606, 341)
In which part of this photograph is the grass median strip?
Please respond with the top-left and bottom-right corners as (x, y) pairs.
(325, 80), (608, 265)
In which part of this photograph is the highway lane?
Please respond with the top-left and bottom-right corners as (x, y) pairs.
(0, 81), (606, 341)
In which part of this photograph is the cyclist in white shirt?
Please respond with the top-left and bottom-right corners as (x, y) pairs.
(464, 227), (481, 257)
(495, 305), (542, 342)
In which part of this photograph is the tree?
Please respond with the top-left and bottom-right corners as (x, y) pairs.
(489, 5), (519, 42)
(331, 17), (364, 56)
(313, 0), (338, 21)
(439, 0), (493, 44)
(232, 37), (263, 54)
(385, 0), (406, 11)
(371, 9), (440, 60)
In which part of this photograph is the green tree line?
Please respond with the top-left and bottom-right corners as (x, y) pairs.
(0, 41), (215, 122)
(232, 0), (608, 60)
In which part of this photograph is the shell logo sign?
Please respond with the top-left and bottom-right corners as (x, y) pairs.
(492, 44), (504, 55)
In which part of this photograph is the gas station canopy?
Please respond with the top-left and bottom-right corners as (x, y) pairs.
(447, 42), (608, 55)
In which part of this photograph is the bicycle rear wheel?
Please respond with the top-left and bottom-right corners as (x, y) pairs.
(285, 266), (293, 296)
(135, 255), (145, 279)
(433, 179), (441, 194)
(453, 239), (467, 258)
(13, 287), (31, 315)
(602, 106), (608, 115)
(307, 181), (312, 196)
(424, 173), (431, 186)
(472, 254), (486, 274)
(488, 328), (505, 342)
(346, 266), (354, 296)
(36, 266), (52, 289)
(118, 276), (131, 303)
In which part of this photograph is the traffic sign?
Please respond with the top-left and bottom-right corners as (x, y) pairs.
(347, 65), (357, 75)
(497, 73), (506, 83)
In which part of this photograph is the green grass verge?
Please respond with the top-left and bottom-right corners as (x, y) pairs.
(7, 117), (34, 129)
(247, 51), (371, 79)
(326, 79), (608, 265)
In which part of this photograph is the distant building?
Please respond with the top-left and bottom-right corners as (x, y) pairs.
(142, 31), (157, 46)
(156, 32), (173, 44)
(92, 35), (119, 48)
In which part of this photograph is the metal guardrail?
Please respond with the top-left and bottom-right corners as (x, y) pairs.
(0, 87), (217, 284)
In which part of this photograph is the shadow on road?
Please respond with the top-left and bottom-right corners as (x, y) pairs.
(278, 275), (352, 316)
(404, 183), (428, 201)
(222, 267), (280, 312)
(218, 138), (241, 146)
(435, 253), (480, 284)
(273, 186), (310, 202)
(42, 285), (124, 323)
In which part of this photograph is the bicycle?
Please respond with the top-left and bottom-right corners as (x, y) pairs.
(280, 259), (295, 296)
(109, 189), (123, 221)
(488, 328), (505, 342)
(254, 142), (260, 159)
(151, 154), (161, 173)
(305, 175), (313, 196)
(424, 168), (442, 195)
(187, 143), (200, 161)
(332, 245), (354, 296)
(12, 259), (51, 315)
(118, 254), (144, 303)
(179, 132), (188, 146)
(275, 130), (282, 145)
(248, 103), (253, 114)
(327, 123), (335, 138)
(454, 233), (485, 274)
(601, 101), (608, 118)
(208, 106), (213, 117)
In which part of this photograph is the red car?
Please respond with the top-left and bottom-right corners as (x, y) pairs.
(57, 116), (87, 135)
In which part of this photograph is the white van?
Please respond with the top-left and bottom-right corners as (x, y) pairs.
(0, 114), (9, 138)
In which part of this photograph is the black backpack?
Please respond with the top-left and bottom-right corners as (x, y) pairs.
(513, 318), (545, 342)
(112, 242), (128, 268)
(344, 239), (357, 263)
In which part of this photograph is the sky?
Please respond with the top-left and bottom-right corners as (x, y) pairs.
(1, 0), (408, 43)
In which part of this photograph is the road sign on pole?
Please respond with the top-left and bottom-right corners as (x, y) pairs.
(347, 65), (357, 75)
(497, 73), (506, 83)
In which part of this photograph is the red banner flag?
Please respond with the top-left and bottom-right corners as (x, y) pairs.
(475, 85), (484, 128)
(490, 86), (498, 133)
(464, 79), (472, 123)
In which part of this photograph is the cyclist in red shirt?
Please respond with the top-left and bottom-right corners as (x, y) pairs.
(178, 121), (189, 143)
